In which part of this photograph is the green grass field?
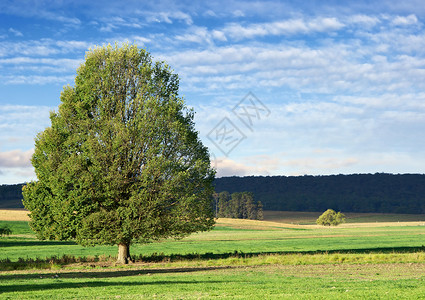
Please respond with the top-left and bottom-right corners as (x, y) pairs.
(2, 264), (425, 299)
(1, 211), (425, 299)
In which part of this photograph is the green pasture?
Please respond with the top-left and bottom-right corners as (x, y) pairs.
(0, 221), (35, 236)
(1, 217), (425, 299)
(1, 220), (425, 263)
(1, 262), (425, 299)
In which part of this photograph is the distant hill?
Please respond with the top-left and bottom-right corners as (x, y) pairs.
(0, 184), (24, 208)
(2, 174), (425, 213)
(214, 174), (425, 214)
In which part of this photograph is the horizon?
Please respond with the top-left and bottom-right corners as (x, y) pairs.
(3, 171), (425, 186)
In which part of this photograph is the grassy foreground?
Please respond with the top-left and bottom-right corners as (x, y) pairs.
(1, 210), (425, 299)
(1, 263), (425, 299)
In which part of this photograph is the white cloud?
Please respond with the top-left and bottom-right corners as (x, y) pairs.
(283, 156), (359, 175)
(338, 93), (425, 110)
(145, 11), (193, 25)
(218, 17), (344, 41)
(98, 16), (144, 32)
(280, 150), (425, 176)
(8, 28), (23, 37)
(0, 149), (34, 168)
(164, 36), (425, 96)
(392, 14), (418, 26)
(130, 36), (151, 45)
(55, 40), (91, 51)
(212, 157), (272, 177)
(0, 57), (82, 70)
(203, 10), (217, 17)
(308, 17), (345, 31)
(175, 27), (213, 44)
(0, 1), (80, 25)
(197, 83), (425, 176)
(0, 105), (52, 150)
(0, 102), (52, 184)
(0, 105), (51, 183)
(163, 16), (347, 46)
(211, 30), (227, 42)
(0, 39), (91, 58)
(172, 11), (193, 25)
(232, 10), (245, 17)
(0, 166), (35, 184)
(0, 75), (75, 85)
(348, 15), (381, 27)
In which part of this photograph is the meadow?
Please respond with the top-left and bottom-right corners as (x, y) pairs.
(1, 210), (425, 299)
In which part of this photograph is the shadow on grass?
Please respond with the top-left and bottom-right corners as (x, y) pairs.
(0, 278), (226, 294)
(281, 245), (425, 255)
(0, 240), (77, 247)
(0, 266), (229, 294)
(1, 246), (424, 272)
(135, 246), (425, 262)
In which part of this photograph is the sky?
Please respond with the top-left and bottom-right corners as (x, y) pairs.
(1, 0), (425, 184)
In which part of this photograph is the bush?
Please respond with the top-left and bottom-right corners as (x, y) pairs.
(0, 225), (12, 237)
(316, 209), (345, 226)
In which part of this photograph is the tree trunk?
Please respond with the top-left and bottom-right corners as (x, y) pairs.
(117, 243), (132, 264)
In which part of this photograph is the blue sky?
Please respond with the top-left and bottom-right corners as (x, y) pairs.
(1, 0), (425, 184)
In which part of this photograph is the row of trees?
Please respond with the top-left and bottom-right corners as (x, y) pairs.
(214, 191), (263, 220)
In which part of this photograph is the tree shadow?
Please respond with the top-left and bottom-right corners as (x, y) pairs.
(287, 245), (425, 255)
(0, 278), (226, 294)
(1, 246), (424, 273)
(0, 266), (231, 281)
(136, 246), (425, 262)
(0, 240), (76, 247)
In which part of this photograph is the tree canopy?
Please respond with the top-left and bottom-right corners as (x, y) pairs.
(316, 209), (345, 226)
(214, 191), (263, 220)
(23, 44), (216, 263)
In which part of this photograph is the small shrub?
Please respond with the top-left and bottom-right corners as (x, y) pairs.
(316, 209), (345, 226)
(0, 225), (12, 236)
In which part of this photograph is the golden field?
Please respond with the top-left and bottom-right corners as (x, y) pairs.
(0, 209), (30, 221)
(1, 209), (425, 228)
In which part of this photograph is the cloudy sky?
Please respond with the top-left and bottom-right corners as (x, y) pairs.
(1, 0), (425, 184)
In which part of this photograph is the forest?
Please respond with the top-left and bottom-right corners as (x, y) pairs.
(1, 173), (425, 214)
(214, 173), (425, 214)
(0, 184), (24, 208)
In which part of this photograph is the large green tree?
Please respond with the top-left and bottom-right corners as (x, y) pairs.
(23, 44), (215, 264)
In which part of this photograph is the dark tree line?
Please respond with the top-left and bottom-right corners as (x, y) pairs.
(3, 173), (425, 214)
(213, 191), (263, 220)
(214, 173), (425, 214)
(0, 184), (24, 208)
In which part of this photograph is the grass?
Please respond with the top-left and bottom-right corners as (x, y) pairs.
(1, 210), (425, 298)
(0, 220), (34, 236)
(1, 263), (425, 299)
(2, 221), (425, 263)
(1, 214), (425, 263)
